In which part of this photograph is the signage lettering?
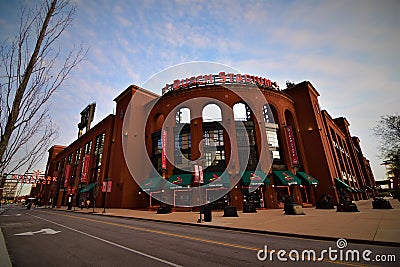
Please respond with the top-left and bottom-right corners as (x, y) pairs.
(162, 72), (279, 94)
(161, 129), (167, 169)
(285, 126), (299, 166)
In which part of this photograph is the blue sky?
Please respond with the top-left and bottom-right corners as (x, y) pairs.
(1, 0), (399, 181)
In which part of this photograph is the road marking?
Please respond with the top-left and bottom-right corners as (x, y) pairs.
(38, 211), (374, 267)
(15, 228), (61, 236)
(29, 213), (182, 267)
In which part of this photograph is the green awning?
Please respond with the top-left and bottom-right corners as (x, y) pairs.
(334, 178), (353, 192)
(140, 177), (163, 192)
(296, 171), (319, 185)
(241, 170), (269, 186)
(167, 174), (192, 189)
(273, 171), (301, 186)
(80, 183), (96, 193)
(203, 172), (230, 187)
(365, 185), (372, 191)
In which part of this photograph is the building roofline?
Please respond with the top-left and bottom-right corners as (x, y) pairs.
(51, 114), (115, 158)
(283, 81), (320, 97)
(113, 84), (159, 103)
(333, 116), (350, 127)
(48, 145), (66, 153)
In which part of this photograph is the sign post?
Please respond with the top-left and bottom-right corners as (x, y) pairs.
(195, 164), (204, 223)
(102, 178), (112, 213)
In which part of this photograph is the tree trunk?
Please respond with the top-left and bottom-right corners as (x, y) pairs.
(0, 0), (57, 165)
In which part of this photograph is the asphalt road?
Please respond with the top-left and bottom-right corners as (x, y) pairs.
(0, 205), (399, 266)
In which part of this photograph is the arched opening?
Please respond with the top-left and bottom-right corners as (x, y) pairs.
(264, 104), (282, 165)
(202, 104), (225, 170)
(265, 105), (287, 208)
(233, 102), (251, 121)
(174, 108), (191, 172)
(234, 102), (261, 207)
(151, 113), (165, 174)
(234, 102), (257, 171)
(284, 109), (300, 166)
(154, 113), (164, 131)
(176, 107), (191, 124)
(202, 104), (222, 122)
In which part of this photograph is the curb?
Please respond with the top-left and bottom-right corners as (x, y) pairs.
(0, 228), (12, 267)
(52, 208), (400, 248)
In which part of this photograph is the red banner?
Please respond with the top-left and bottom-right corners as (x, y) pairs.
(81, 154), (90, 183)
(64, 164), (71, 187)
(161, 129), (167, 169)
(285, 126), (299, 165)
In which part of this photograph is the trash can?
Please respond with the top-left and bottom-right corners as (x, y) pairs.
(337, 201), (359, 212)
(372, 198), (392, 209)
(203, 206), (212, 222)
(284, 203), (305, 215)
(243, 203), (257, 213)
(157, 206), (172, 214)
(223, 206), (238, 217)
(67, 194), (73, 210)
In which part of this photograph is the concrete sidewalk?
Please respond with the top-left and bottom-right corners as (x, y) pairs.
(58, 198), (400, 246)
(0, 205), (12, 267)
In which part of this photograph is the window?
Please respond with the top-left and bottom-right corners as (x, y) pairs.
(236, 125), (258, 169)
(75, 148), (82, 165)
(153, 137), (162, 155)
(263, 104), (273, 123)
(205, 150), (225, 167)
(203, 128), (225, 168)
(174, 126), (191, 170)
(176, 108), (190, 124)
(92, 133), (105, 183)
(233, 103), (251, 121)
(94, 132), (105, 155)
(84, 141), (92, 155)
(151, 131), (162, 172)
(175, 132), (191, 150)
(266, 125), (280, 160)
(266, 127), (279, 148)
(67, 153), (73, 164)
(263, 105), (280, 161)
(202, 104), (222, 122)
(204, 129), (224, 146)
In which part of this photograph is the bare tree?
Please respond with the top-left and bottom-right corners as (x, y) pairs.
(0, 0), (87, 186)
(372, 114), (400, 170)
